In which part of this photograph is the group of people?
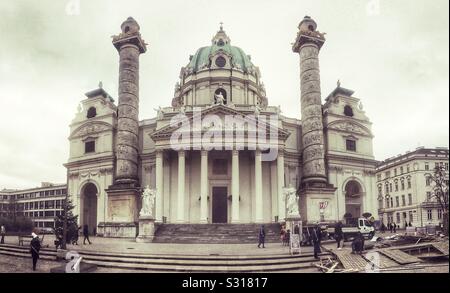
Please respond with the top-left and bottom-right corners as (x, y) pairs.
(380, 222), (413, 234)
(56, 224), (92, 248)
(279, 226), (291, 246)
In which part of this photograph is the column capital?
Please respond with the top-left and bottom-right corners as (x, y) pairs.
(178, 150), (186, 157)
(232, 149), (240, 156)
(201, 149), (209, 156)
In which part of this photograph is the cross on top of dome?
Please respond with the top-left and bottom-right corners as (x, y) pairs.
(212, 22), (230, 46)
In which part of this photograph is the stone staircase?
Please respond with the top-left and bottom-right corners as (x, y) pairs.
(0, 243), (330, 272)
(153, 223), (281, 244)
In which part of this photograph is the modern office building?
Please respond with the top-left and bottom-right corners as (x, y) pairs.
(0, 183), (67, 229)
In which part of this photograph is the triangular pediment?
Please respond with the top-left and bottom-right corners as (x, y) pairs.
(150, 104), (290, 140)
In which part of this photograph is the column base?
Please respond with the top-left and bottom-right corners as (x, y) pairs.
(299, 184), (337, 223)
(98, 222), (137, 238)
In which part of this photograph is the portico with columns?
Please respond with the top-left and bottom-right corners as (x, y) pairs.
(147, 105), (291, 224)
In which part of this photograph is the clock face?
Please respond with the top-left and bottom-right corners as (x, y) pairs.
(215, 56), (226, 68)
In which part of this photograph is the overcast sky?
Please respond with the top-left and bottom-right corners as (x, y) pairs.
(0, 0), (448, 189)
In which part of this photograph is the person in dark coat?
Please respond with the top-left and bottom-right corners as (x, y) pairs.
(83, 224), (92, 245)
(393, 223), (397, 233)
(389, 222), (393, 233)
(380, 222), (386, 234)
(30, 232), (41, 271)
(257, 225), (266, 248)
(0, 225), (5, 244)
(311, 225), (322, 259)
(335, 221), (344, 249)
(351, 232), (365, 254)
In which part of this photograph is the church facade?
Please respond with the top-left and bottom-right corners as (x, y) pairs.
(65, 16), (378, 237)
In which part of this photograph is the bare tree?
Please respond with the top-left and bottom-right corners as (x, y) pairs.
(425, 165), (449, 235)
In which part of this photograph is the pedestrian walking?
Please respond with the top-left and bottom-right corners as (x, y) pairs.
(335, 221), (344, 250)
(389, 222), (393, 233)
(30, 232), (41, 271)
(311, 225), (322, 259)
(393, 223), (397, 233)
(83, 224), (92, 245)
(380, 222), (386, 234)
(0, 225), (5, 244)
(280, 225), (286, 246)
(257, 225), (266, 248)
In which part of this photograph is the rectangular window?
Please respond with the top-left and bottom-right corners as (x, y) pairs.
(408, 194), (412, 205)
(396, 213), (401, 224)
(346, 140), (356, 152)
(425, 163), (429, 171)
(409, 211), (413, 223)
(394, 169), (397, 176)
(390, 183), (393, 192)
(395, 182), (398, 191)
(386, 199), (390, 208)
(407, 178), (411, 189)
(212, 159), (228, 175)
(438, 209), (443, 220)
(401, 181), (405, 190)
(402, 195), (406, 206)
(85, 141), (96, 153)
(396, 196), (399, 207)
(445, 163), (449, 171)
(407, 165), (410, 173)
(427, 209), (433, 221)
(400, 166), (404, 174)
(39, 201), (44, 209)
(426, 192), (432, 201)
(385, 171), (390, 178)
(377, 174), (381, 181)
(426, 177), (431, 186)
(44, 211), (54, 217)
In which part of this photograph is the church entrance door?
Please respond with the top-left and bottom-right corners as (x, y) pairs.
(81, 183), (98, 235)
(212, 187), (228, 223)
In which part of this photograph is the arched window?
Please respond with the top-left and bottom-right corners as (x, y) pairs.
(87, 107), (97, 119)
(344, 105), (354, 117)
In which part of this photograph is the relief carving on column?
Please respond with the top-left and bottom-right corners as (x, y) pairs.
(303, 145), (324, 162)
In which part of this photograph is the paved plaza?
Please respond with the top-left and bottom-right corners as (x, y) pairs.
(1, 235), (315, 256)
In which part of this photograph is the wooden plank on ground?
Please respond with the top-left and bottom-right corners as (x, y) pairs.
(378, 249), (422, 265)
(332, 250), (368, 271)
(431, 242), (449, 256)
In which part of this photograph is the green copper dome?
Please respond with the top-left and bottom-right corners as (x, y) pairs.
(186, 26), (255, 73)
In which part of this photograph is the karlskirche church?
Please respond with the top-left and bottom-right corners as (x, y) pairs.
(65, 16), (378, 238)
